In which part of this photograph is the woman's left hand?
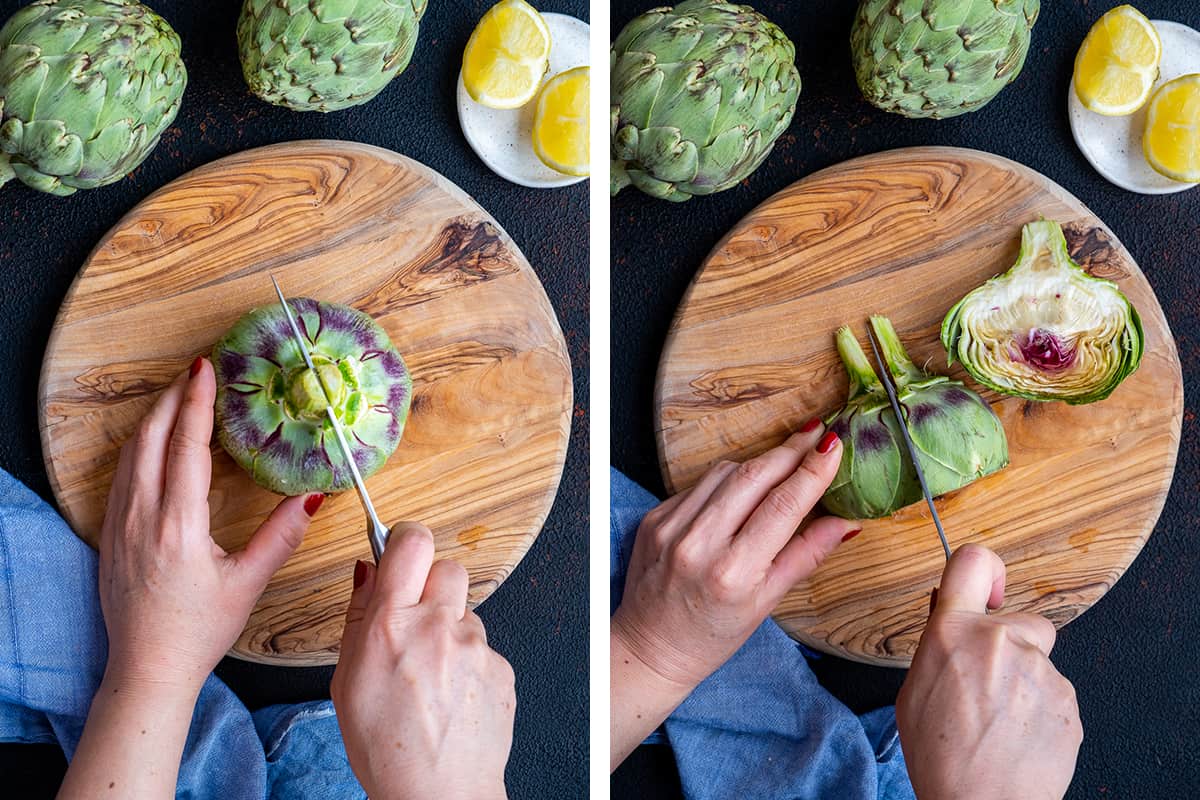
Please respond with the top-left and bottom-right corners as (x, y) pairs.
(59, 357), (322, 798)
(97, 357), (321, 694)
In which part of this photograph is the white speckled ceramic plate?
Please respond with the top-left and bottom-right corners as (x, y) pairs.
(1069, 19), (1200, 195)
(457, 12), (589, 189)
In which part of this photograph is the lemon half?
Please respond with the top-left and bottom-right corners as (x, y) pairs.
(1143, 73), (1200, 183)
(462, 0), (552, 110)
(533, 66), (589, 177)
(1074, 5), (1162, 116)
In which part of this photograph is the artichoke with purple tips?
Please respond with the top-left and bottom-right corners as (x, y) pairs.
(822, 316), (1008, 520)
(213, 299), (413, 496)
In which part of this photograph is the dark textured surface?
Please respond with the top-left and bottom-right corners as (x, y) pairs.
(0, 0), (588, 796)
(612, 1), (1198, 798)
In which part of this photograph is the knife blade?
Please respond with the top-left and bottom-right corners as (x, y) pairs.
(270, 276), (390, 562)
(866, 324), (952, 562)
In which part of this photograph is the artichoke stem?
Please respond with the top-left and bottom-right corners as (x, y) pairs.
(869, 315), (924, 387)
(610, 160), (630, 196)
(0, 154), (12, 188)
(835, 325), (883, 400)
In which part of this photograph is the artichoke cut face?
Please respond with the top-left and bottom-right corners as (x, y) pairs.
(214, 298), (413, 496)
(942, 220), (1144, 405)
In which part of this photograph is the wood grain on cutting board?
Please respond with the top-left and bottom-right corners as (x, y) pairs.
(657, 147), (1182, 667)
(40, 141), (572, 666)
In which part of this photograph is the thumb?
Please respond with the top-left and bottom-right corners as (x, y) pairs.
(232, 493), (321, 589)
(934, 543), (1006, 616)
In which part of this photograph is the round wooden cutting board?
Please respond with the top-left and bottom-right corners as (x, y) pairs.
(40, 141), (572, 666)
(656, 147), (1182, 668)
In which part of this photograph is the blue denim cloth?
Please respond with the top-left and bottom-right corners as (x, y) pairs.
(0, 469), (364, 798)
(612, 468), (916, 800)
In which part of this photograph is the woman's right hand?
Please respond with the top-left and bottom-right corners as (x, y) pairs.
(898, 544), (1083, 800)
(331, 524), (515, 800)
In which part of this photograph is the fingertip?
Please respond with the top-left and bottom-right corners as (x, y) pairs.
(346, 557), (377, 612)
(434, 557), (468, 582)
(423, 558), (470, 617)
(958, 544), (1006, 608)
(184, 356), (215, 394)
(768, 515), (853, 590)
(275, 493), (314, 548)
(385, 522), (434, 562)
(816, 430), (840, 456)
(303, 492), (326, 517)
(391, 521), (434, 545)
(938, 543), (1006, 615)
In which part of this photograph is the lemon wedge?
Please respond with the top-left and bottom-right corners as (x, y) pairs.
(1143, 73), (1200, 183)
(1074, 5), (1162, 116)
(462, 0), (551, 110)
(533, 66), (589, 177)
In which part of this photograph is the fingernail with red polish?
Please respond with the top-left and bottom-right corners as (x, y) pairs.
(303, 493), (325, 517)
(800, 417), (822, 433)
(353, 560), (368, 589)
(189, 357), (203, 378)
(817, 431), (839, 454)
(841, 528), (862, 543)
(929, 587), (939, 615)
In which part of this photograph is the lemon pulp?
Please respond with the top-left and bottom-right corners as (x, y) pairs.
(533, 66), (589, 177)
(1074, 5), (1162, 116)
(1143, 73), (1200, 183)
(462, 0), (552, 110)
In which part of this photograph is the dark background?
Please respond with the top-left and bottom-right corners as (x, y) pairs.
(612, 1), (1198, 798)
(0, 0), (588, 797)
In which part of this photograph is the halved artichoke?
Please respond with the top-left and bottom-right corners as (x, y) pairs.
(941, 220), (1144, 405)
(822, 316), (1009, 520)
(213, 298), (413, 495)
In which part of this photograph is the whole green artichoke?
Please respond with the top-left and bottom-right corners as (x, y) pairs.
(851, 0), (1039, 119)
(213, 298), (413, 496)
(610, 0), (800, 201)
(238, 0), (428, 113)
(0, 0), (186, 196)
(822, 316), (1009, 520)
